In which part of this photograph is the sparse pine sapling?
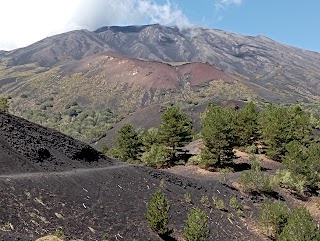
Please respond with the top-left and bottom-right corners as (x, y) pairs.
(200, 195), (210, 208)
(145, 189), (171, 235)
(229, 197), (239, 210)
(184, 192), (192, 204)
(184, 207), (209, 241)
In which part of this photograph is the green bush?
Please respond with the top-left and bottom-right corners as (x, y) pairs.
(0, 96), (9, 111)
(184, 207), (209, 241)
(229, 197), (239, 210)
(278, 208), (320, 241)
(236, 209), (245, 217)
(106, 148), (121, 159)
(212, 197), (227, 211)
(239, 170), (276, 193)
(103, 232), (109, 240)
(249, 155), (262, 172)
(238, 156), (277, 193)
(99, 143), (109, 155)
(141, 145), (169, 168)
(145, 189), (170, 235)
(200, 196), (210, 208)
(275, 170), (306, 195)
(258, 199), (289, 238)
(187, 154), (202, 166)
(283, 141), (320, 191)
(245, 144), (258, 154)
(52, 228), (64, 239)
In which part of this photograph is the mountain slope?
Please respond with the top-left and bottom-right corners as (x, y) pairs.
(0, 52), (256, 142)
(1, 24), (319, 102)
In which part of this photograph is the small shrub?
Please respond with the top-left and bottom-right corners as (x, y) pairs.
(229, 197), (239, 210)
(219, 168), (232, 184)
(0, 96), (9, 111)
(188, 155), (201, 165)
(145, 189), (170, 235)
(249, 155), (261, 172)
(141, 145), (169, 168)
(238, 156), (277, 193)
(99, 143), (109, 155)
(199, 147), (218, 170)
(278, 208), (320, 241)
(212, 197), (227, 211)
(52, 228), (64, 239)
(227, 213), (234, 220)
(275, 170), (306, 195)
(239, 170), (277, 193)
(184, 192), (192, 204)
(184, 207), (209, 241)
(106, 148), (121, 159)
(159, 179), (166, 189)
(103, 232), (109, 240)
(236, 209), (245, 218)
(200, 196), (210, 208)
(258, 199), (289, 238)
(245, 144), (257, 154)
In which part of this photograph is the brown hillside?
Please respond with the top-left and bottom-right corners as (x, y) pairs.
(61, 52), (234, 90)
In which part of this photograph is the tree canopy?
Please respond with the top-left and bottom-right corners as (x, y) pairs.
(115, 123), (141, 161)
(159, 106), (193, 154)
(200, 104), (237, 168)
(235, 101), (258, 146)
(258, 105), (312, 160)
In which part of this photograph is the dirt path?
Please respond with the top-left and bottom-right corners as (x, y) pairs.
(0, 163), (133, 180)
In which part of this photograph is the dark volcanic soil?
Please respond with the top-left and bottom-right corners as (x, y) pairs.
(0, 112), (114, 175)
(0, 112), (260, 241)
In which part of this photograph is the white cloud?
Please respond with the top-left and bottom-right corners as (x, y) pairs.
(214, 0), (242, 10)
(0, 0), (190, 51)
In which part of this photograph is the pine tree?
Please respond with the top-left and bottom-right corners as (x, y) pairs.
(235, 102), (258, 146)
(258, 105), (312, 160)
(145, 189), (170, 235)
(200, 104), (237, 168)
(184, 207), (209, 241)
(159, 107), (193, 157)
(116, 123), (141, 161)
(141, 127), (160, 151)
(284, 141), (320, 191)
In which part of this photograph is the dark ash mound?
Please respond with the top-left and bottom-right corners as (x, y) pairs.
(0, 112), (114, 175)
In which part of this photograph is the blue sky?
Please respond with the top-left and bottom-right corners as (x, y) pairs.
(0, 0), (319, 52)
(170, 0), (320, 52)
